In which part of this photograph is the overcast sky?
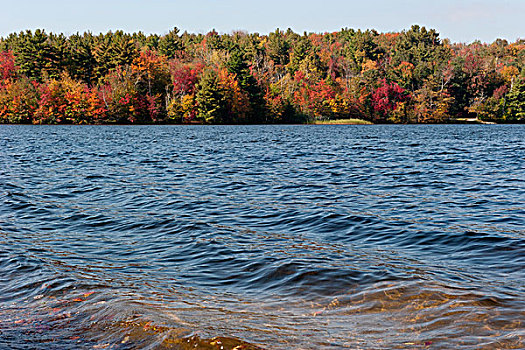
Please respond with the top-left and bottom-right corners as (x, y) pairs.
(1, 0), (523, 43)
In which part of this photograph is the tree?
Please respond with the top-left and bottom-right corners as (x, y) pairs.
(267, 29), (290, 66)
(12, 29), (49, 81)
(110, 31), (138, 67)
(0, 78), (39, 123)
(503, 78), (525, 121)
(413, 79), (453, 123)
(158, 28), (182, 59)
(288, 36), (311, 74)
(195, 68), (226, 123)
(132, 50), (170, 96)
(227, 48), (265, 122)
(93, 33), (114, 79)
(371, 79), (410, 122)
(0, 50), (16, 81)
(67, 33), (96, 85)
(43, 33), (69, 79)
(34, 74), (106, 124)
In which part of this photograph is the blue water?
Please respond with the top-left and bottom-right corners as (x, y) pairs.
(0, 125), (524, 349)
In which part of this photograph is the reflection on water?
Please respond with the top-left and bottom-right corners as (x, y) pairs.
(0, 125), (524, 349)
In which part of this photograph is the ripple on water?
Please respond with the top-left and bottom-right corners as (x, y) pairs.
(0, 124), (524, 349)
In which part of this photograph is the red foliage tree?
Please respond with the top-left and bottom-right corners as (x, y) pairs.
(371, 79), (410, 121)
(170, 61), (204, 96)
(0, 51), (17, 83)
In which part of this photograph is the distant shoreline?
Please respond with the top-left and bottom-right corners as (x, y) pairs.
(1, 26), (524, 125)
(2, 119), (523, 126)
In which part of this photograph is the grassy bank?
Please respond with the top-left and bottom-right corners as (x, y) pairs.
(310, 118), (374, 125)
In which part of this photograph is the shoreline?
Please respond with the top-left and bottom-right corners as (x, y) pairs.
(2, 120), (523, 126)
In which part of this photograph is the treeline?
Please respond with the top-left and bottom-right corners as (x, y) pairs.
(0, 26), (524, 124)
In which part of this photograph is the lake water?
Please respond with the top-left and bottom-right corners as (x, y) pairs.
(0, 125), (524, 349)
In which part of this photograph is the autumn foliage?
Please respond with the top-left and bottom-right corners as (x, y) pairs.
(0, 26), (524, 124)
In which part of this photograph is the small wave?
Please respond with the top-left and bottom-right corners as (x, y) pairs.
(1, 124), (524, 349)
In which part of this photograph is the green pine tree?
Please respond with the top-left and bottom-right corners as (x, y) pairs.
(158, 28), (181, 59)
(195, 69), (226, 123)
(504, 78), (525, 122)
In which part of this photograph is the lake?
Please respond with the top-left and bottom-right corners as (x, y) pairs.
(0, 125), (524, 349)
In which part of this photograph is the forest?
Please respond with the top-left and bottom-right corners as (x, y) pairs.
(0, 26), (524, 124)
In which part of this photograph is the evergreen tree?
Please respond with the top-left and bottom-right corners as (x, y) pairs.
(195, 69), (226, 123)
(158, 28), (181, 59)
(110, 31), (138, 67)
(268, 29), (290, 67)
(93, 33), (114, 79)
(44, 33), (69, 79)
(288, 36), (311, 74)
(504, 78), (525, 121)
(13, 29), (49, 81)
(227, 48), (265, 122)
(67, 33), (96, 85)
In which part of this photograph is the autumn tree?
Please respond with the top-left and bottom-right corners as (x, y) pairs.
(371, 79), (410, 122)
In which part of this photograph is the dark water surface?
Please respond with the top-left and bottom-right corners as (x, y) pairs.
(0, 125), (524, 349)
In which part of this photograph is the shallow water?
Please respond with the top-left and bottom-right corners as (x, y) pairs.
(0, 124), (524, 349)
